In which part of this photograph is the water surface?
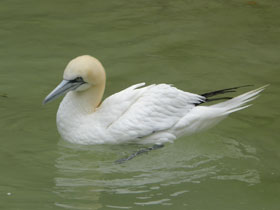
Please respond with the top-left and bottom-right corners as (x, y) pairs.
(0, 0), (279, 209)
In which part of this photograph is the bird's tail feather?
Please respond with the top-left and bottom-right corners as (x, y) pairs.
(176, 85), (268, 136)
(196, 85), (254, 105)
(211, 85), (268, 114)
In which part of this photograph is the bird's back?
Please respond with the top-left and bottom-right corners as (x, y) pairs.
(92, 83), (204, 144)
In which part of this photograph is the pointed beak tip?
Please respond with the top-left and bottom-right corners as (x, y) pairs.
(42, 96), (50, 105)
(42, 79), (81, 106)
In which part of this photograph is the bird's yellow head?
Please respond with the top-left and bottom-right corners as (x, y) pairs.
(43, 55), (106, 104)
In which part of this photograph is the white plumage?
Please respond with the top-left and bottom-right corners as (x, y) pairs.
(44, 55), (267, 145)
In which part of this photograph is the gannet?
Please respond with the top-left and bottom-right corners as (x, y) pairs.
(43, 55), (267, 145)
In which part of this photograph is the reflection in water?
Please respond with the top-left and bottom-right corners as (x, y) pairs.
(54, 134), (260, 209)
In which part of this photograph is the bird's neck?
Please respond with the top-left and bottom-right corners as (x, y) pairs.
(61, 83), (105, 115)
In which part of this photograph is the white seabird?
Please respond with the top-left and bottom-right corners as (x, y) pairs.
(43, 55), (267, 145)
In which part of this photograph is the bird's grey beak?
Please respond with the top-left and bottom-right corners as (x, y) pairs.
(43, 80), (83, 104)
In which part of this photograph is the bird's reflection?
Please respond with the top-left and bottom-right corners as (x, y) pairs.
(53, 133), (260, 209)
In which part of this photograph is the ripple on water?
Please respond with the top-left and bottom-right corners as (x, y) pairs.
(54, 134), (260, 208)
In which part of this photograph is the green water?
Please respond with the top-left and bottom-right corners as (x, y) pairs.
(0, 0), (279, 209)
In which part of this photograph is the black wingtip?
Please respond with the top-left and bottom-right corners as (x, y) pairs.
(195, 85), (254, 106)
(200, 85), (253, 98)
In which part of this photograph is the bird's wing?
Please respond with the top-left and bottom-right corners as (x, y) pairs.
(96, 83), (205, 141)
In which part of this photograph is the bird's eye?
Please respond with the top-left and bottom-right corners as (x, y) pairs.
(75, 77), (84, 82)
(70, 77), (85, 83)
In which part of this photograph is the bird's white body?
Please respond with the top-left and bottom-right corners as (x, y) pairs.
(44, 55), (266, 145)
(56, 82), (264, 145)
